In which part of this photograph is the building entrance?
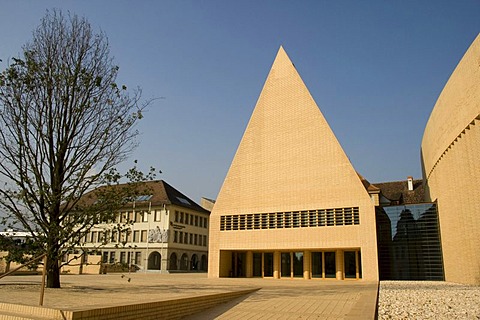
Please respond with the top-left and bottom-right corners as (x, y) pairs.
(147, 251), (161, 270)
(281, 252), (304, 278)
(252, 252), (274, 277)
(231, 252), (246, 277)
(221, 249), (362, 280)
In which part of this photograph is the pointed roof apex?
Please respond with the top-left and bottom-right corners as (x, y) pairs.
(211, 46), (371, 214)
(275, 45), (289, 60)
(269, 45), (297, 78)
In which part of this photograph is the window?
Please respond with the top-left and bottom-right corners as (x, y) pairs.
(292, 213), (300, 228)
(184, 232), (188, 244)
(204, 217), (208, 228)
(311, 252), (323, 278)
(261, 213), (268, 229)
(301, 212), (308, 227)
(189, 233), (193, 244)
(281, 253), (291, 278)
(180, 212), (184, 223)
(111, 231), (118, 243)
(203, 235), (207, 246)
(175, 211), (179, 222)
(325, 252), (336, 278)
(254, 214), (260, 229)
(293, 252), (303, 277)
(195, 215), (199, 226)
(185, 213), (189, 225)
(309, 210), (317, 227)
(119, 231), (126, 243)
(318, 210), (326, 226)
(264, 253), (274, 277)
(284, 213), (291, 228)
(179, 232), (183, 244)
(269, 213), (275, 229)
(326, 209), (334, 226)
(135, 195), (153, 202)
(120, 252), (126, 264)
(133, 231), (140, 243)
(135, 252), (142, 265)
(233, 215), (239, 230)
(277, 212), (283, 228)
(154, 210), (161, 222)
(194, 234), (198, 245)
(176, 197), (190, 205)
(335, 208), (344, 225)
(141, 230), (147, 242)
(102, 252), (108, 263)
(219, 207), (360, 231)
(240, 215), (246, 229)
(174, 231), (178, 243)
(109, 252), (116, 264)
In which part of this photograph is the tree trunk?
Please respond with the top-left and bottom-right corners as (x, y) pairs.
(46, 251), (61, 288)
(46, 258), (61, 288)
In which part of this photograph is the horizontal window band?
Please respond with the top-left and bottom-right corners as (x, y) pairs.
(220, 207), (360, 231)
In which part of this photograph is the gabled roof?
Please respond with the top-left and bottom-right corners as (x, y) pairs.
(79, 180), (209, 214)
(373, 179), (425, 205)
(357, 173), (380, 193)
(145, 180), (210, 213)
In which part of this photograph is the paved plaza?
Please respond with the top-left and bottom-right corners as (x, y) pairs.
(0, 273), (378, 319)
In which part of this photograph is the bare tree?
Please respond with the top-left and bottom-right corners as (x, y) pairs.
(0, 10), (152, 288)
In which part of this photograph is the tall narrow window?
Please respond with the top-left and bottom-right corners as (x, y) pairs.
(324, 252), (336, 278)
(293, 252), (304, 277)
(264, 253), (274, 277)
(311, 252), (323, 278)
(281, 253), (291, 278)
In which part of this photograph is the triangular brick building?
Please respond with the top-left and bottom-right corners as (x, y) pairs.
(208, 47), (379, 280)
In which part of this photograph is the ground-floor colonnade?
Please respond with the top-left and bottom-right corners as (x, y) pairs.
(221, 249), (362, 280)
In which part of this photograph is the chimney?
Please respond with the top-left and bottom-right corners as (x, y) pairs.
(407, 176), (414, 191)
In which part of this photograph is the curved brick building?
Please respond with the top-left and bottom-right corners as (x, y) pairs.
(421, 34), (480, 285)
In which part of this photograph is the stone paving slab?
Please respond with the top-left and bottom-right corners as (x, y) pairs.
(0, 273), (378, 319)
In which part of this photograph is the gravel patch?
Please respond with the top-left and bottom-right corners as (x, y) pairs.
(378, 281), (480, 319)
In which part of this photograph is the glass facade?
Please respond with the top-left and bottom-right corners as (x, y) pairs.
(324, 252), (336, 278)
(293, 252), (303, 277)
(264, 253), (274, 277)
(281, 253), (291, 278)
(376, 203), (444, 280)
(311, 252), (323, 278)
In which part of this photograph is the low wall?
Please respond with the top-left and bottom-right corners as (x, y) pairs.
(61, 254), (101, 275)
(0, 252), (39, 275)
(0, 288), (258, 320)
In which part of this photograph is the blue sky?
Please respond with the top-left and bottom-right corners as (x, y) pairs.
(1, 1), (479, 203)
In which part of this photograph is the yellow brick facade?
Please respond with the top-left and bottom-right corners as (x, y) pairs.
(208, 47), (378, 281)
(422, 34), (480, 285)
